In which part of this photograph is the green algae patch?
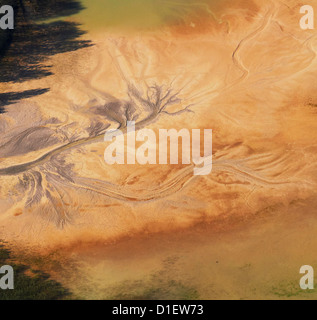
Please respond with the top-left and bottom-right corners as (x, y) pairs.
(0, 242), (71, 300)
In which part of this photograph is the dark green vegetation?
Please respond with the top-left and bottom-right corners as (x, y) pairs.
(0, 241), (70, 300)
(271, 280), (317, 299)
(108, 257), (199, 300)
(0, 0), (91, 113)
(111, 279), (199, 300)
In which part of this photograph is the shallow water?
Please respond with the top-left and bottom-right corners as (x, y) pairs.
(78, 0), (227, 30)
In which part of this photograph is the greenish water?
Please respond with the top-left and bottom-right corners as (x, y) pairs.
(0, 242), (70, 300)
(78, 0), (226, 31)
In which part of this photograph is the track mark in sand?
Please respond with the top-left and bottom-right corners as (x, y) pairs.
(54, 156), (300, 203)
(160, 0), (227, 28)
(0, 4), (278, 179)
(186, 4), (276, 102)
(231, 5), (276, 87)
(1, 2), (313, 216)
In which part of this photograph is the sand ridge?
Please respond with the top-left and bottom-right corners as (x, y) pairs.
(0, 0), (316, 251)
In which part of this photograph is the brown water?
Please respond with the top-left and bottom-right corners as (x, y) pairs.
(77, 0), (228, 30)
(48, 198), (317, 300)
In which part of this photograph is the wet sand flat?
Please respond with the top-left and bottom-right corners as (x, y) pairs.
(0, 0), (317, 299)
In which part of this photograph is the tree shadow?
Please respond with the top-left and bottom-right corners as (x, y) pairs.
(0, 88), (50, 113)
(0, 0), (92, 111)
(0, 242), (71, 300)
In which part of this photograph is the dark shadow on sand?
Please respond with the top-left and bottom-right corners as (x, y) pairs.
(0, 88), (50, 113)
(0, 0), (92, 111)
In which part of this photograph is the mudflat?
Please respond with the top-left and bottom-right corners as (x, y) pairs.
(0, 0), (317, 299)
